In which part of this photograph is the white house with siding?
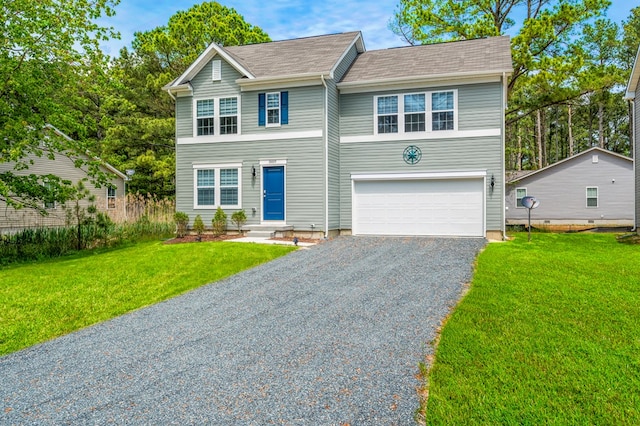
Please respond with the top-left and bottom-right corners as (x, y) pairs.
(164, 32), (513, 239)
(505, 147), (634, 229)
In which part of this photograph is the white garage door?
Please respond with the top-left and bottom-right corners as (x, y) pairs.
(353, 178), (484, 237)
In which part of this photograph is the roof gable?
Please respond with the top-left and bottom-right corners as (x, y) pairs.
(507, 147), (632, 184)
(165, 31), (365, 93)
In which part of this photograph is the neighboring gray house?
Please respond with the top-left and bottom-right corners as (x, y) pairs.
(0, 126), (127, 230)
(625, 45), (640, 231)
(505, 147), (634, 229)
(164, 32), (513, 239)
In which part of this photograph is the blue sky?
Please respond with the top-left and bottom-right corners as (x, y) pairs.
(100, 0), (638, 56)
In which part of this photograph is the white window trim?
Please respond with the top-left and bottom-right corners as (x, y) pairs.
(107, 187), (117, 210)
(516, 187), (527, 208)
(193, 163), (242, 209)
(265, 92), (281, 128)
(586, 186), (598, 208)
(373, 89), (458, 135)
(193, 96), (241, 137)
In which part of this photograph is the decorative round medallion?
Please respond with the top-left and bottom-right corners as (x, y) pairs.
(403, 145), (422, 165)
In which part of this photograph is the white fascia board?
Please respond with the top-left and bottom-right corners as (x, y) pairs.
(329, 32), (365, 79)
(177, 130), (323, 145)
(341, 128), (501, 144)
(351, 170), (487, 181)
(625, 46), (640, 100)
(169, 44), (254, 90)
(166, 83), (193, 96)
(337, 71), (511, 94)
(237, 73), (327, 91)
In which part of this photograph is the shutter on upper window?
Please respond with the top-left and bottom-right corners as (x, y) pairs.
(212, 60), (221, 81)
(281, 91), (288, 125)
(258, 93), (266, 126)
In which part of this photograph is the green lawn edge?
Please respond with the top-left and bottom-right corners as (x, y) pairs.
(0, 240), (296, 356)
(422, 233), (640, 425)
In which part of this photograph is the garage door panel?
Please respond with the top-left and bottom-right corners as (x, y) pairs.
(353, 178), (484, 237)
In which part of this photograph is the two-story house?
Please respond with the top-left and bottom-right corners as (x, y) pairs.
(164, 32), (513, 239)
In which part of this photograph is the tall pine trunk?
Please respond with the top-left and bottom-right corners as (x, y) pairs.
(568, 103), (574, 156)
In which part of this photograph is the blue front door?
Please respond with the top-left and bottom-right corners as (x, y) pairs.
(263, 166), (285, 221)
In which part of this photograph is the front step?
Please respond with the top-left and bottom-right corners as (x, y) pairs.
(243, 225), (293, 238)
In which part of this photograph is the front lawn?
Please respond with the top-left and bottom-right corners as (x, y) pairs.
(421, 233), (640, 424)
(0, 241), (295, 356)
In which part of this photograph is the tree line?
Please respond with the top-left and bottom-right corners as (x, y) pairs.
(1, 1), (639, 210)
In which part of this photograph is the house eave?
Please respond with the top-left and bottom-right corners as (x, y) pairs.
(163, 82), (193, 96)
(337, 69), (513, 94)
(237, 73), (330, 91)
(625, 45), (640, 100)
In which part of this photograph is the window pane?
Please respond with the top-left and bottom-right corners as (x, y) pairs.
(197, 117), (215, 136)
(587, 187), (598, 197)
(516, 188), (526, 207)
(198, 188), (215, 206)
(378, 115), (398, 133)
(377, 96), (398, 114)
(220, 116), (237, 134)
(404, 94), (425, 112)
(220, 98), (237, 115)
(220, 188), (238, 205)
(432, 111), (454, 131)
(197, 169), (215, 187)
(587, 198), (597, 207)
(405, 113), (425, 132)
(220, 169), (238, 185)
(267, 109), (280, 124)
(267, 93), (280, 108)
(432, 92), (454, 111)
(197, 99), (214, 117)
(108, 187), (116, 197)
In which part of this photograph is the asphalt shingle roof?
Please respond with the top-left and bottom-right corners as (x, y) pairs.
(223, 31), (362, 78)
(340, 36), (513, 83)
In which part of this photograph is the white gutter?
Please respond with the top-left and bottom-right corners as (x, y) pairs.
(632, 99), (637, 231)
(321, 74), (329, 238)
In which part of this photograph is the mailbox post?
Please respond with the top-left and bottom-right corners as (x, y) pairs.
(521, 196), (540, 242)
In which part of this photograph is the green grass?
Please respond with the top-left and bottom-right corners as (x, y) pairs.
(0, 241), (295, 356)
(422, 233), (640, 425)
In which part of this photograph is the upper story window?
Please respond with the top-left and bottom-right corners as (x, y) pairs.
(516, 187), (527, 208)
(194, 97), (239, 137)
(404, 94), (425, 132)
(374, 90), (456, 135)
(258, 91), (288, 127)
(377, 96), (398, 133)
(196, 99), (215, 136)
(267, 93), (280, 126)
(107, 187), (117, 209)
(432, 91), (455, 130)
(219, 97), (238, 135)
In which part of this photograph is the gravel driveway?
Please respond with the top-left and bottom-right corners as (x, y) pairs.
(0, 236), (485, 425)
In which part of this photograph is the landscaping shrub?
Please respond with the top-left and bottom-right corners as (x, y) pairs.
(231, 209), (247, 233)
(212, 207), (227, 236)
(174, 211), (189, 238)
(193, 214), (205, 241)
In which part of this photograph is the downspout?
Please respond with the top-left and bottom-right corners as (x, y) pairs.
(502, 72), (508, 240)
(632, 99), (637, 231)
(321, 75), (329, 238)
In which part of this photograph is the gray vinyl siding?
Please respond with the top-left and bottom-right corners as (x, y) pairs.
(241, 86), (324, 134)
(334, 45), (359, 82)
(505, 152), (634, 223)
(176, 137), (325, 230)
(0, 154), (125, 229)
(340, 82), (503, 137)
(175, 58), (243, 139)
(636, 87), (640, 228)
(339, 136), (503, 231)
